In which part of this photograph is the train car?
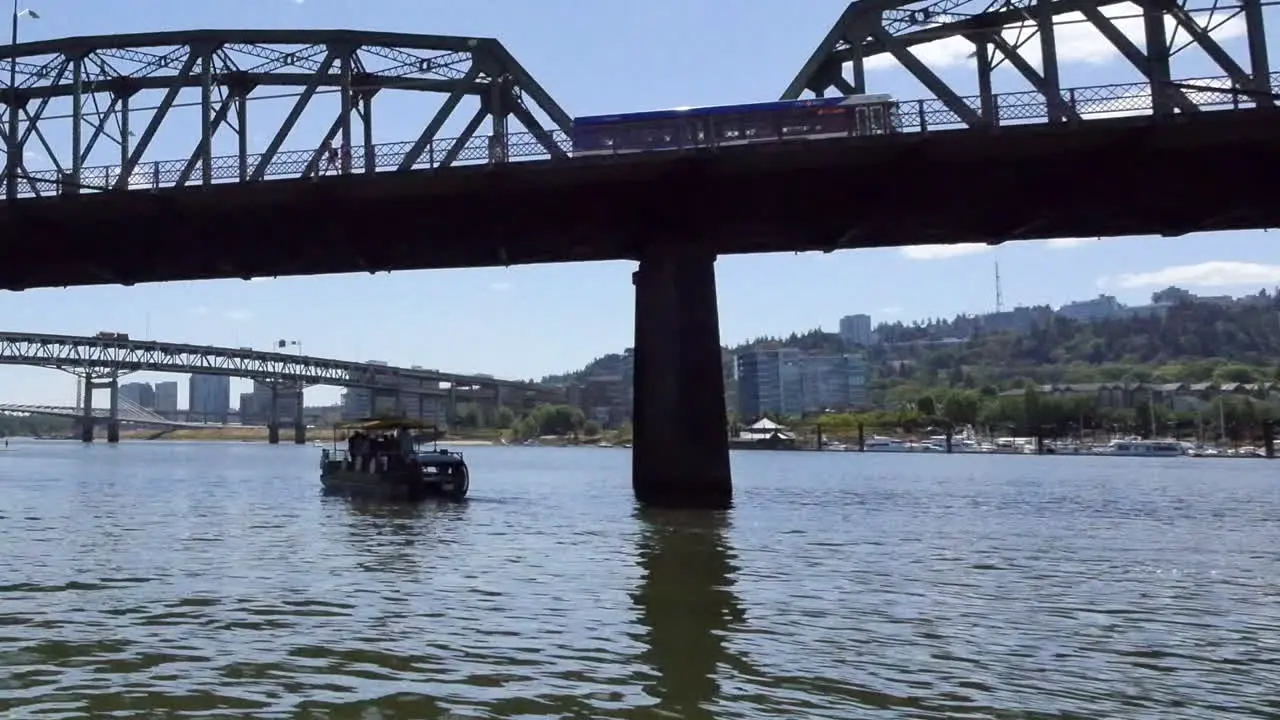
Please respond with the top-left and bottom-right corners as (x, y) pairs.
(570, 93), (898, 157)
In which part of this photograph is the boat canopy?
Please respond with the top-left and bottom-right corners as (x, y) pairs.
(335, 417), (439, 431)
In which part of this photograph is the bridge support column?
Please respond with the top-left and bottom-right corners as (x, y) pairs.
(293, 387), (306, 444)
(80, 377), (96, 443)
(106, 377), (120, 444)
(631, 246), (731, 510)
(267, 385), (280, 445)
(446, 387), (458, 430)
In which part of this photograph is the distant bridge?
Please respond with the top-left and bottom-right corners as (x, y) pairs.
(0, 397), (230, 428)
(0, 331), (559, 400)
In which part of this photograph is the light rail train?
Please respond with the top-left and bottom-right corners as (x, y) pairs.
(570, 93), (899, 156)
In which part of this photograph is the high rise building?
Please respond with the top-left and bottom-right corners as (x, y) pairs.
(244, 380), (300, 424)
(153, 381), (179, 416)
(238, 391), (258, 422)
(737, 349), (868, 419)
(737, 348), (804, 419)
(118, 381), (155, 410)
(838, 314), (874, 347)
(188, 374), (231, 422)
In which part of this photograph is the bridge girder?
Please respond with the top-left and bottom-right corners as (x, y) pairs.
(0, 330), (554, 394)
(784, 0), (1275, 129)
(0, 29), (571, 199)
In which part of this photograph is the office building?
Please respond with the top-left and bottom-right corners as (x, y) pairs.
(152, 381), (179, 416)
(188, 374), (231, 423)
(239, 380), (301, 425)
(838, 314), (874, 347)
(737, 348), (804, 419)
(118, 382), (155, 410)
(238, 391), (259, 422)
(737, 349), (868, 419)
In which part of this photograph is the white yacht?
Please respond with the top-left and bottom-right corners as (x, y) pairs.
(864, 435), (910, 452)
(1096, 438), (1185, 457)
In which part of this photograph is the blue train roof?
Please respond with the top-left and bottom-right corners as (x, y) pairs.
(573, 95), (893, 127)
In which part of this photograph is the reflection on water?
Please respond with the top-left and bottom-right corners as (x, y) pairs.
(1, 441), (1279, 718)
(633, 510), (742, 719)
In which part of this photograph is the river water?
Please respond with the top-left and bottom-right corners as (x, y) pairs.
(1, 440), (1278, 719)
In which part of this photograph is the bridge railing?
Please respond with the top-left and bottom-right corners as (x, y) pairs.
(12, 71), (1276, 197)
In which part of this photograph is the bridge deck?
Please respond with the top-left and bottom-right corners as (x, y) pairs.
(1, 109), (1278, 289)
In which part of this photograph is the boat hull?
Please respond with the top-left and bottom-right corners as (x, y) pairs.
(320, 464), (469, 502)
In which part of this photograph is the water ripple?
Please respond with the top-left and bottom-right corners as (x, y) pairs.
(1, 442), (1277, 717)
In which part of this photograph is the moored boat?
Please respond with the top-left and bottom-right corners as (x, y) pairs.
(319, 417), (470, 502)
(1095, 437), (1185, 457)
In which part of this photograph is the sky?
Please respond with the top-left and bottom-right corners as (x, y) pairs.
(1, 0), (1277, 407)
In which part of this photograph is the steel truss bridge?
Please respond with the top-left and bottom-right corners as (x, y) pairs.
(0, 331), (550, 397)
(0, 397), (222, 428)
(0, 3), (1273, 200)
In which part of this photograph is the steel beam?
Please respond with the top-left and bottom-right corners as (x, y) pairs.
(177, 93), (234, 186)
(871, 23), (981, 126)
(0, 31), (574, 198)
(250, 50), (338, 181)
(398, 64), (481, 170)
(0, 330), (551, 394)
(114, 52), (199, 189)
(784, 0), (1268, 128)
(1077, 2), (1199, 113)
(1242, 0), (1272, 106)
(437, 105), (487, 167)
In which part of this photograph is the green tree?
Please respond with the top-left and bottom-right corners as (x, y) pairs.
(917, 395), (937, 417)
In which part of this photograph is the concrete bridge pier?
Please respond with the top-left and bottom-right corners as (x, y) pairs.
(631, 246), (731, 510)
(267, 385), (280, 445)
(293, 387), (306, 444)
(106, 376), (120, 444)
(80, 377), (95, 443)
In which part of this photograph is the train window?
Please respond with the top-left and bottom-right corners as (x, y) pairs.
(713, 116), (743, 142)
(739, 114), (774, 139)
(572, 125), (612, 150)
(854, 106), (869, 135)
(812, 107), (848, 135)
(872, 105), (887, 133)
(687, 119), (708, 146)
(780, 109), (813, 136)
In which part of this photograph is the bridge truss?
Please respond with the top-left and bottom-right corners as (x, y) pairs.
(784, 0), (1275, 129)
(0, 29), (570, 198)
(0, 330), (530, 393)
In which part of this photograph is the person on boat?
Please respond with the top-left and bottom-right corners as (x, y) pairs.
(397, 426), (414, 462)
(352, 431), (373, 471)
(346, 431), (362, 470)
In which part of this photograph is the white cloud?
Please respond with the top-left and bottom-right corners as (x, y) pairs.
(489, 281), (512, 292)
(881, 305), (904, 315)
(866, 4), (1246, 71)
(1109, 261), (1280, 289)
(900, 243), (991, 260)
(223, 309), (253, 321)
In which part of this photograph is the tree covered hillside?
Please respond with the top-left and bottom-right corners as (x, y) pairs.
(549, 290), (1280, 389)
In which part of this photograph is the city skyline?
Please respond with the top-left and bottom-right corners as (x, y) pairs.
(0, 0), (1277, 405)
(3, 275), (1277, 409)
